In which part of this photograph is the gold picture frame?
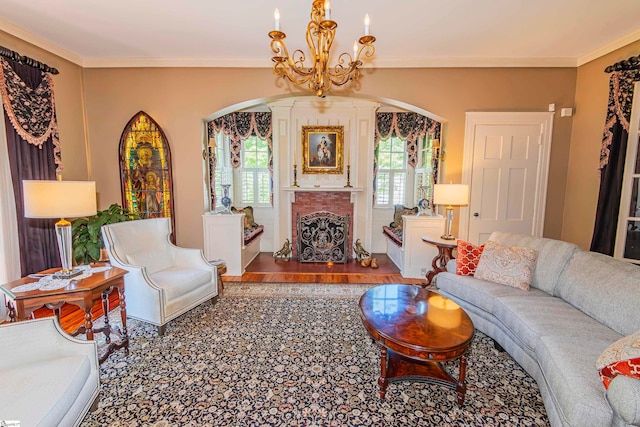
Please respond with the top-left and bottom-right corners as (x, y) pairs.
(301, 125), (344, 174)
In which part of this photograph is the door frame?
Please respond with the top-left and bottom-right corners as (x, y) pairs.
(459, 112), (554, 241)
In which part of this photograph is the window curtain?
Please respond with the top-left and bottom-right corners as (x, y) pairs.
(0, 97), (20, 321)
(0, 57), (61, 276)
(591, 69), (640, 255)
(207, 112), (273, 206)
(373, 112), (442, 200)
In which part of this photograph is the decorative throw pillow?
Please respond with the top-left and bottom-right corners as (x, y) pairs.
(231, 206), (258, 230)
(456, 240), (485, 276)
(474, 241), (537, 290)
(597, 330), (640, 389)
(390, 205), (418, 231)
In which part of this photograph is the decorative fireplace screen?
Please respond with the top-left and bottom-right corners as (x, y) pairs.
(297, 211), (350, 263)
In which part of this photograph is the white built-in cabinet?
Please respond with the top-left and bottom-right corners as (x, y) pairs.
(385, 215), (445, 279)
(202, 213), (262, 276)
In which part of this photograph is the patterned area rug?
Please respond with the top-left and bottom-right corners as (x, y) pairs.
(81, 283), (549, 427)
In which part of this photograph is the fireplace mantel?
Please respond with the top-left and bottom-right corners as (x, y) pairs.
(282, 187), (364, 193)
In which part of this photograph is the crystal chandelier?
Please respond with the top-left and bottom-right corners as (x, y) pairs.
(268, 0), (376, 97)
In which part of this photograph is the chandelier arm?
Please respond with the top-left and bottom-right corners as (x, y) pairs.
(267, 1), (375, 97)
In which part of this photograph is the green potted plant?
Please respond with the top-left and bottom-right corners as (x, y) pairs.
(72, 203), (139, 265)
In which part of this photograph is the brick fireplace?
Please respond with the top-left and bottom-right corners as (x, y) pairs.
(291, 191), (354, 259)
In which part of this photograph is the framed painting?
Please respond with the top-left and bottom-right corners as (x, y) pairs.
(301, 125), (344, 174)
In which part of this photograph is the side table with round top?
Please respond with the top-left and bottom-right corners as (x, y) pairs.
(421, 235), (457, 287)
(359, 284), (475, 405)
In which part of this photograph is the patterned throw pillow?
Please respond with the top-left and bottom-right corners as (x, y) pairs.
(597, 330), (640, 389)
(474, 241), (537, 290)
(390, 205), (418, 231)
(231, 206), (259, 230)
(456, 240), (485, 276)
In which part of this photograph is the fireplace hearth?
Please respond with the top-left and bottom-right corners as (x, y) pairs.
(296, 211), (350, 263)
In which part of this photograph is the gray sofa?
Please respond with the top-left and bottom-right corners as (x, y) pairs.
(436, 232), (640, 427)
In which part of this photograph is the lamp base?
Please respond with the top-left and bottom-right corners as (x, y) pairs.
(53, 269), (84, 279)
(440, 234), (456, 240)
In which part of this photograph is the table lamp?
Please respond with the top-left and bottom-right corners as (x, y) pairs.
(433, 183), (469, 240)
(23, 180), (97, 278)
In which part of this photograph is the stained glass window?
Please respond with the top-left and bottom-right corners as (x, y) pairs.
(119, 111), (175, 241)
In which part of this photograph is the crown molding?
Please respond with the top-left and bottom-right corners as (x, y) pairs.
(577, 28), (640, 67)
(82, 56), (578, 69)
(0, 18), (84, 66)
(82, 56), (274, 68)
(371, 56), (577, 68)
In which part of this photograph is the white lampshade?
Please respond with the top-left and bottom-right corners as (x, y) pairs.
(23, 180), (97, 219)
(433, 184), (469, 206)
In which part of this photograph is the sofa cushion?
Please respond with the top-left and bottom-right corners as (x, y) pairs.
(488, 232), (578, 295)
(474, 241), (537, 290)
(150, 266), (213, 302)
(0, 355), (92, 426)
(493, 296), (622, 353)
(436, 271), (550, 314)
(456, 240), (484, 276)
(536, 334), (615, 427)
(127, 249), (174, 275)
(556, 250), (640, 337)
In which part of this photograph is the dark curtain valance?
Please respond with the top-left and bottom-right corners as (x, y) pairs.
(604, 54), (640, 73)
(599, 70), (640, 170)
(207, 112), (273, 207)
(0, 57), (61, 174)
(208, 112), (272, 168)
(0, 45), (59, 75)
(375, 112), (441, 168)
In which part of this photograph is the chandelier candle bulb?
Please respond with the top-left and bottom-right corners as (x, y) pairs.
(364, 14), (370, 35)
(274, 8), (280, 31)
(324, 0), (330, 20)
(353, 42), (358, 60)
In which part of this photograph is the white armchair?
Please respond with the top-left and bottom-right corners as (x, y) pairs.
(0, 317), (100, 426)
(102, 217), (220, 335)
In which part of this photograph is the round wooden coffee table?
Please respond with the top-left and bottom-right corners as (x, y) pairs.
(359, 284), (475, 405)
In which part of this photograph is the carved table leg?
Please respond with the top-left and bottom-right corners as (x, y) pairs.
(378, 346), (389, 399)
(118, 286), (129, 355)
(6, 300), (16, 322)
(456, 354), (468, 405)
(101, 289), (111, 344)
(84, 309), (94, 341)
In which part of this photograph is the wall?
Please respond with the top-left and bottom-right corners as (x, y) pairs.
(0, 30), (87, 181)
(82, 66), (577, 250)
(563, 39), (640, 249)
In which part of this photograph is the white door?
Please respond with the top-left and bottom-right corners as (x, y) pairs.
(460, 112), (554, 244)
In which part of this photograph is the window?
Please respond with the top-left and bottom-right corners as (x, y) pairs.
(414, 136), (435, 205)
(240, 136), (270, 205)
(376, 136), (407, 206)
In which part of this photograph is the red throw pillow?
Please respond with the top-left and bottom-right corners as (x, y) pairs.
(456, 240), (485, 276)
(599, 357), (640, 389)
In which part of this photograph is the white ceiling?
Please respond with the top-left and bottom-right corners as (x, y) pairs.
(0, 0), (639, 68)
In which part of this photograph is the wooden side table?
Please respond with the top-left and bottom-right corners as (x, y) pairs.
(0, 265), (129, 364)
(421, 235), (457, 287)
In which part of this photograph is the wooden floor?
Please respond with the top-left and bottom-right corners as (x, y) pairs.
(224, 253), (425, 285)
(33, 253), (425, 333)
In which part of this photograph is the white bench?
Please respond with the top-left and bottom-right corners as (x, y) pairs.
(383, 215), (445, 279)
(203, 213), (263, 276)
